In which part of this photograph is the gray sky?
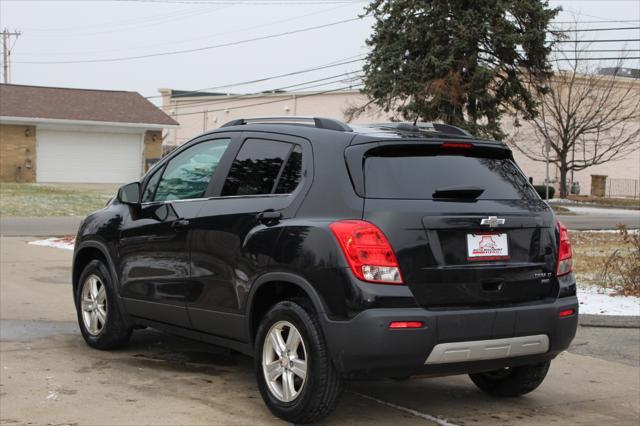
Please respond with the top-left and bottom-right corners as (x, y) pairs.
(1, 0), (639, 105)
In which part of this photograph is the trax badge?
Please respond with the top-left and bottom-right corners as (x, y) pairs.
(480, 216), (505, 227)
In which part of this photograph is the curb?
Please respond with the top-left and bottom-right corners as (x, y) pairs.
(548, 202), (640, 211)
(579, 314), (640, 328)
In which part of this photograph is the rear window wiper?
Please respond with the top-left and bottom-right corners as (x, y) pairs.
(432, 186), (485, 199)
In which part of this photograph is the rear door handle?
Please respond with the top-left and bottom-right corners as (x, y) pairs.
(257, 210), (282, 225)
(171, 219), (190, 230)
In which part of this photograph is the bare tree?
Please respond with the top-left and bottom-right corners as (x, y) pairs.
(510, 32), (640, 198)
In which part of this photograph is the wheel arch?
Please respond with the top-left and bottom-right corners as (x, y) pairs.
(246, 272), (327, 347)
(73, 241), (118, 301)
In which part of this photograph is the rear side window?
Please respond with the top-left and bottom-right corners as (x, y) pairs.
(275, 145), (303, 194)
(222, 139), (302, 196)
(364, 149), (533, 200)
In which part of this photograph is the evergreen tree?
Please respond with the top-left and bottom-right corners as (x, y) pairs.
(359, 0), (559, 139)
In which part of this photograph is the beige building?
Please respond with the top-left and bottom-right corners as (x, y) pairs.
(160, 79), (640, 197)
(1, 84), (178, 183)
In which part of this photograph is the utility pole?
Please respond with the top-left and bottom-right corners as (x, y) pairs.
(1, 29), (21, 84)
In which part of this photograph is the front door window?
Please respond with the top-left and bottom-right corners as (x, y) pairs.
(154, 138), (231, 202)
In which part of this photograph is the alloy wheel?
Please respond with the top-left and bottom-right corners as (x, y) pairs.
(81, 274), (107, 336)
(262, 320), (308, 403)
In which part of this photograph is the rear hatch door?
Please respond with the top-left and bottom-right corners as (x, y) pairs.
(358, 142), (558, 308)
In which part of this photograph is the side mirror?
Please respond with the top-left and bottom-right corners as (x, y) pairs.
(528, 177), (534, 184)
(117, 182), (141, 205)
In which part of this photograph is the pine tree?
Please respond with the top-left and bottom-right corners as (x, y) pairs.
(359, 0), (559, 140)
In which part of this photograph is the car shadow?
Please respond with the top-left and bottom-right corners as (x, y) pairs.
(118, 327), (530, 425)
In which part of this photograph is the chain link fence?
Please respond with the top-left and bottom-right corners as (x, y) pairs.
(606, 178), (640, 199)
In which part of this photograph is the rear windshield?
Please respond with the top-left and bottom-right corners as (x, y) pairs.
(364, 150), (535, 200)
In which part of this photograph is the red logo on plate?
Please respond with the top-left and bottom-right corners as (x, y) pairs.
(478, 235), (498, 249)
(472, 235), (503, 255)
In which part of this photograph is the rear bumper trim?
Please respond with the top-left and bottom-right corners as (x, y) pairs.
(424, 334), (549, 364)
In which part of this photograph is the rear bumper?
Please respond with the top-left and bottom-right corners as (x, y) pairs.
(321, 297), (578, 378)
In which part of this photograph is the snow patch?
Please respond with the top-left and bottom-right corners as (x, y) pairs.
(46, 390), (60, 401)
(571, 229), (639, 234)
(28, 237), (75, 251)
(578, 285), (640, 316)
(565, 206), (640, 217)
(548, 198), (573, 205)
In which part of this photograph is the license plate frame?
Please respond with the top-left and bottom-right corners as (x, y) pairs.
(467, 232), (510, 261)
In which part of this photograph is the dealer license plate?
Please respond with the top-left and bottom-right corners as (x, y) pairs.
(467, 233), (509, 261)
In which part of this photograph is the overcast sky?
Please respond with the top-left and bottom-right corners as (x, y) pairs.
(1, 0), (639, 105)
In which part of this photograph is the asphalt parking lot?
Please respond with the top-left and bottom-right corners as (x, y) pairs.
(1, 236), (639, 425)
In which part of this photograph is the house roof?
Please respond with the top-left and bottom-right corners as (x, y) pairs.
(0, 84), (179, 127)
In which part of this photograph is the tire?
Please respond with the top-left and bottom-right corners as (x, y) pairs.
(254, 300), (343, 424)
(75, 259), (132, 350)
(469, 361), (551, 397)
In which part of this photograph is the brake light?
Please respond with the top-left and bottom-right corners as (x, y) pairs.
(556, 220), (573, 276)
(329, 220), (403, 284)
(441, 142), (473, 149)
(389, 321), (423, 329)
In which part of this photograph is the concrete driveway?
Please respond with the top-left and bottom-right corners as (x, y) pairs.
(1, 237), (639, 425)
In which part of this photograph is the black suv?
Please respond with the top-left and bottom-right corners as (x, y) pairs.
(73, 117), (578, 423)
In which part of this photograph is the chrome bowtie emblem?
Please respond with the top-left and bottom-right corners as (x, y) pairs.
(480, 216), (505, 227)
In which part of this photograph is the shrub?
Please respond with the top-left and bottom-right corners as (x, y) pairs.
(599, 225), (640, 297)
(533, 185), (555, 199)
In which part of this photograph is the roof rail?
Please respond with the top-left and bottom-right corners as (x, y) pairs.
(221, 116), (352, 132)
(376, 122), (472, 137)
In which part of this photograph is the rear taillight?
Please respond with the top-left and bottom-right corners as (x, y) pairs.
(329, 220), (403, 284)
(556, 220), (573, 276)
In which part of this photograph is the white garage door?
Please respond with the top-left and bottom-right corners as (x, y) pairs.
(37, 129), (143, 183)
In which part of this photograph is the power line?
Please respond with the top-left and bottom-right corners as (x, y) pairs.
(554, 26), (640, 33)
(14, 16), (365, 64)
(115, 0), (364, 4)
(557, 8), (640, 25)
(553, 49), (640, 53)
(553, 20), (640, 24)
(24, 7), (232, 39)
(157, 46), (638, 102)
(553, 56), (640, 61)
(554, 39), (640, 43)
(17, 2), (354, 54)
(170, 76), (363, 113)
(171, 83), (364, 118)
(22, 5), (216, 34)
(145, 55), (365, 99)
(164, 71), (363, 109)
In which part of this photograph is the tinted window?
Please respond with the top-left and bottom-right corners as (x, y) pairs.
(275, 145), (303, 194)
(154, 138), (230, 202)
(142, 165), (163, 202)
(365, 153), (533, 200)
(222, 139), (292, 196)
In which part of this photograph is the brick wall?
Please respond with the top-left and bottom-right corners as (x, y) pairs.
(0, 124), (36, 182)
(144, 130), (162, 172)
